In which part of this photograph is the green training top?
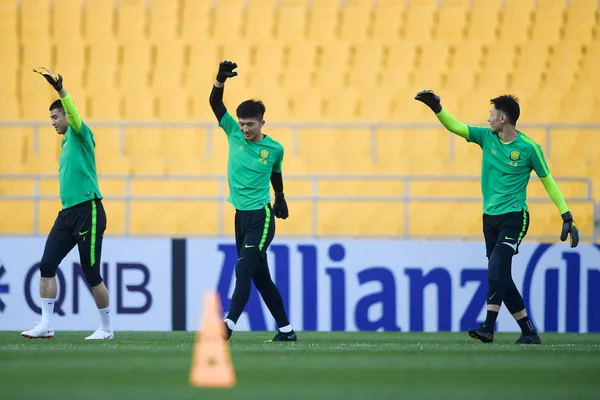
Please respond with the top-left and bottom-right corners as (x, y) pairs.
(466, 126), (549, 215)
(58, 94), (102, 209)
(218, 112), (284, 211)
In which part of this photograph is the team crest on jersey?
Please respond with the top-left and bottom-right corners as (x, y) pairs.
(258, 148), (270, 165)
(509, 150), (521, 161)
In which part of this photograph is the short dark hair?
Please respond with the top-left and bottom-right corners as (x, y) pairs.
(490, 95), (520, 125)
(49, 99), (64, 114)
(236, 99), (265, 120)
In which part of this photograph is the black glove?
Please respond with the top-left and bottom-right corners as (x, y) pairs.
(216, 60), (238, 83)
(414, 89), (442, 113)
(33, 66), (63, 91)
(560, 211), (579, 248)
(273, 193), (288, 219)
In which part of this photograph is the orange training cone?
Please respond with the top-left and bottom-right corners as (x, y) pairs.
(189, 291), (236, 388)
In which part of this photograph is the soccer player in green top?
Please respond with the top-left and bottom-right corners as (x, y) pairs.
(209, 61), (296, 342)
(415, 90), (580, 344)
(21, 67), (113, 340)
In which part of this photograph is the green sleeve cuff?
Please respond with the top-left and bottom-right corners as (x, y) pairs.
(59, 93), (83, 133)
(541, 175), (569, 214)
(436, 109), (469, 139)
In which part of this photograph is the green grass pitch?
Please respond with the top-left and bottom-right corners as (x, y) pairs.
(1, 332), (599, 400)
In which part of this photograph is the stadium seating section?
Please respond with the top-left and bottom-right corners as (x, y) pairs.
(0, 0), (599, 240)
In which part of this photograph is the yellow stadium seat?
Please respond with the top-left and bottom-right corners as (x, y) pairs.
(212, 0), (244, 41)
(550, 129), (600, 163)
(563, 0), (598, 43)
(131, 158), (168, 176)
(185, 41), (219, 92)
(409, 201), (482, 238)
(248, 42), (286, 89)
(322, 89), (360, 121)
(20, 0), (50, 41)
(370, 0), (404, 43)
(243, 0), (277, 42)
(84, 41), (118, 90)
(148, 0), (179, 44)
(380, 42), (417, 90)
(156, 90), (189, 121)
(162, 128), (208, 160)
(375, 128), (451, 168)
(338, 0), (373, 42)
(52, 0), (83, 42)
(288, 88), (324, 121)
(530, 0), (567, 45)
(509, 43), (551, 97)
(20, 68), (55, 116)
(281, 42), (317, 91)
(22, 41), (52, 75)
(83, 0), (115, 42)
(93, 126), (122, 164)
(557, 88), (597, 123)
(0, 1), (17, 39)
(180, 0), (212, 43)
(151, 42), (185, 92)
(306, 0), (340, 43)
(274, 0), (309, 41)
(117, 41), (152, 93)
(412, 42), (451, 90)
(121, 89), (155, 120)
(96, 155), (132, 175)
(0, 127), (28, 164)
(347, 43), (385, 89)
(0, 95), (20, 120)
(0, 177), (35, 197)
(444, 42), (483, 92)
(433, 0), (470, 42)
(115, 0), (147, 44)
(167, 157), (204, 176)
(357, 89), (395, 122)
(402, 0), (437, 42)
(313, 42), (352, 90)
(129, 200), (220, 235)
(0, 40), (19, 72)
(125, 127), (162, 159)
(497, 0), (535, 43)
(542, 42), (583, 94)
(318, 200), (404, 236)
(102, 200), (126, 235)
(131, 179), (220, 197)
(275, 200), (313, 235)
(1, 200), (35, 234)
(465, 0), (502, 44)
(86, 90), (121, 120)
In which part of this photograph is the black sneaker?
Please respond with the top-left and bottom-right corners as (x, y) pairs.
(515, 334), (541, 344)
(267, 330), (297, 342)
(224, 322), (232, 341)
(468, 325), (494, 343)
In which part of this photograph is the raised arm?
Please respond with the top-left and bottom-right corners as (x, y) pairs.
(209, 61), (238, 122)
(34, 67), (83, 133)
(414, 90), (469, 139)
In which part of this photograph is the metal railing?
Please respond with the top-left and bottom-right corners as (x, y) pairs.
(3, 120), (600, 161)
(0, 174), (597, 242)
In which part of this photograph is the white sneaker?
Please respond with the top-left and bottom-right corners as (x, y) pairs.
(22, 322), (54, 339)
(85, 328), (114, 340)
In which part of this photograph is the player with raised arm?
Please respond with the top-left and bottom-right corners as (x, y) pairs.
(415, 90), (579, 344)
(209, 61), (296, 342)
(21, 67), (113, 340)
